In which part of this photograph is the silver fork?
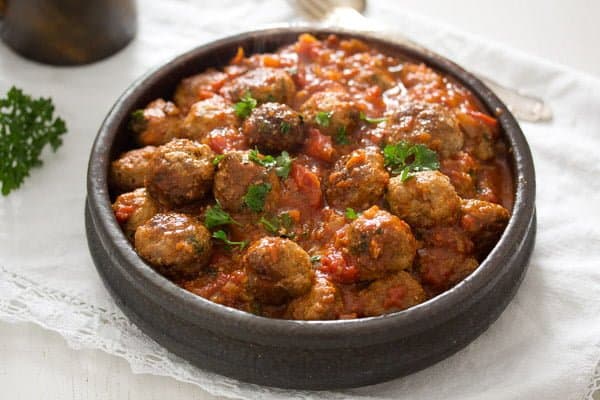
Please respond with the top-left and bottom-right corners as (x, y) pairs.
(294, 0), (553, 123)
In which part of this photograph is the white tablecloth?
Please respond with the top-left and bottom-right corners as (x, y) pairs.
(1, 1), (599, 399)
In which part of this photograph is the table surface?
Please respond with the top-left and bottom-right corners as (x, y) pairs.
(2, 1), (599, 399)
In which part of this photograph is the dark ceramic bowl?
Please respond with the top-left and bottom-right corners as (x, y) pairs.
(86, 27), (536, 390)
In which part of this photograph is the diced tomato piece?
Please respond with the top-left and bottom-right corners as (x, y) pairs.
(114, 204), (136, 223)
(466, 109), (498, 129)
(291, 163), (322, 207)
(319, 249), (360, 284)
(304, 128), (334, 162)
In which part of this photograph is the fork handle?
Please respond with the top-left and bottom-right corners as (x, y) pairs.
(325, 7), (553, 123)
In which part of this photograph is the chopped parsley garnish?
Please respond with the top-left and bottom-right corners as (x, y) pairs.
(383, 141), (440, 181)
(0, 87), (67, 196)
(359, 111), (387, 124)
(334, 126), (349, 145)
(212, 154), (225, 166)
(310, 255), (321, 263)
(345, 208), (359, 220)
(315, 111), (333, 127)
(248, 149), (294, 179)
(280, 121), (291, 134)
(233, 92), (257, 118)
(259, 212), (294, 237)
(248, 149), (276, 168)
(243, 183), (272, 212)
(274, 151), (293, 178)
(204, 203), (239, 229)
(212, 230), (248, 251)
(129, 109), (147, 132)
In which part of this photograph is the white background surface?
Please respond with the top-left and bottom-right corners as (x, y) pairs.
(1, 1), (599, 399)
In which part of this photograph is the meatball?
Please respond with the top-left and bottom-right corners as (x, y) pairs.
(112, 188), (160, 241)
(244, 237), (313, 305)
(455, 111), (496, 161)
(326, 147), (389, 211)
(135, 213), (212, 279)
(220, 67), (296, 105)
(182, 95), (239, 141)
(132, 99), (183, 146)
(338, 206), (417, 281)
(386, 170), (461, 228)
(359, 271), (426, 317)
(300, 90), (360, 137)
(110, 146), (157, 192)
(174, 69), (228, 111)
(460, 199), (510, 255)
(243, 102), (304, 152)
(418, 247), (479, 293)
(146, 139), (215, 207)
(384, 101), (463, 157)
(286, 273), (343, 320)
(213, 150), (279, 213)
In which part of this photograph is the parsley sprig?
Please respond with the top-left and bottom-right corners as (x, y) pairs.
(248, 149), (294, 179)
(260, 212), (294, 237)
(315, 111), (333, 127)
(204, 203), (240, 229)
(233, 92), (257, 118)
(345, 208), (359, 220)
(383, 141), (440, 181)
(359, 111), (387, 124)
(334, 126), (349, 145)
(0, 87), (67, 195)
(212, 230), (248, 251)
(243, 183), (272, 212)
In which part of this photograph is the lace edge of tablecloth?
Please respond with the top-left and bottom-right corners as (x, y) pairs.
(0, 265), (365, 400)
(0, 265), (599, 400)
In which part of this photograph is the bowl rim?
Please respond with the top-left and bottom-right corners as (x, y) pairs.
(87, 26), (536, 346)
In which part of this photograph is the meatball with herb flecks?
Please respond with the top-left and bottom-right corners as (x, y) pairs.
(300, 90), (360, 137)
(146, 139), (215, 207)
(135, 213), (212, 279)
(182, 95), (239, 141)
(286, 273), (342, 320)
(112, 188), (160, 241)
(359, 271), (426, 317)
(174, 69), (228, 111)
(326, 147), (389, 211)
(386, 170), (461, 228)
(110, 146), (157, 192)
(132, 99), (183, 146)
(337, 206), (417, 281)
(384, 101), (463, 158)
(213, 150), (279, 213)
(243, 102), (304, 152)
(244, 237), (313, 305)
(220, 67), (296, 105)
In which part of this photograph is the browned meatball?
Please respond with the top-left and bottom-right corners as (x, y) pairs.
(174, 69), (228, 111)
(110, 146), (157, 192)
(460, 199), (510, 255)
(220, 67), (296, 105)
(384, 102), (463, 157)
(286, 273), (342, 320)
(418, 247), (479, 293)
(135, 213), (212, 279)
(386, 170), (461, 228)
(146, 139), (215, 207)
(359, 271), (426, 317)
(213, 150), (279, 213)
(337, 206), (417, 281)
(112, 188), (160, 241)
(326, 147), (389, 211)
(182, 95), (239, 141)
(132, 99), (183, 146)
(455, 111), (496, 161)
(300, 90), (360, 136)
(243, 102), (304, 152)
(244, 237), (313, 305)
